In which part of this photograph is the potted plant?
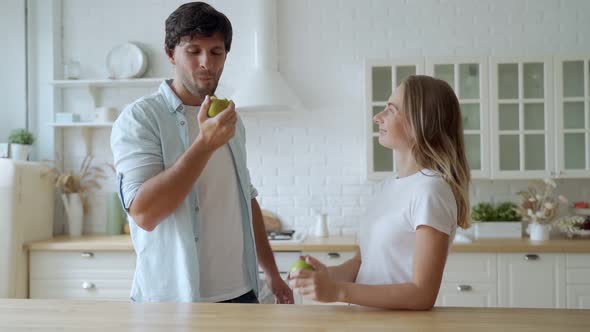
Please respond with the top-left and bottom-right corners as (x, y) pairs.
(42, 155), (114, 236)
(516, 179), (568, 241)
(8, 128), (35, 161)
(471, 202), (522, 239)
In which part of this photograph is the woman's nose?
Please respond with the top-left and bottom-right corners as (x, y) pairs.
(373, 112), (382, 125)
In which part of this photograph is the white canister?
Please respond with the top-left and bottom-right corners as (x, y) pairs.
(314, 214), (329, 237)
(94, 107), (118, 123)
(529, 223), (551, 241)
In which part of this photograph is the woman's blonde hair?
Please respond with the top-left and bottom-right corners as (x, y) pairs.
(400, 75), (471, 229)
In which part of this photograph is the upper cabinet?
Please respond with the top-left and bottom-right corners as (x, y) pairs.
(426, 57), (490, 179)
(490, 57), (554, 179)
(365, 59), (424, 180)
(366, 55), (590, 180)
(555, 57), (590, 178)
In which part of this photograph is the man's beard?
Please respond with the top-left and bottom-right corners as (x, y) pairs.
(182, 73), (219, 99)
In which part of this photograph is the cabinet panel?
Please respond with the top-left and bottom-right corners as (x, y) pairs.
(443, 253), (497, 283)
(567, 285), (590, 309)
(30, 279), (131, 301)
(498, 253), (565, 308)
(436, 283), (497, 307)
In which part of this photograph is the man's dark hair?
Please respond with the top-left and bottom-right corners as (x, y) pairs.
(165, 2), (233, 56)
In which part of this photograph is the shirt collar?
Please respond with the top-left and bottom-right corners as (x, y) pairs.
(159, 79), (185, 114)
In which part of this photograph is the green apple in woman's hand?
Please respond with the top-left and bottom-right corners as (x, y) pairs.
(207, 96), (231, 118)
(289, 258), (315, 274)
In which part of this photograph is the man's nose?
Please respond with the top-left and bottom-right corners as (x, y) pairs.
(198, 53), (210, 69)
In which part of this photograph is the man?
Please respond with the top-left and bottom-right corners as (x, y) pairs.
(111, 2), (293, 304)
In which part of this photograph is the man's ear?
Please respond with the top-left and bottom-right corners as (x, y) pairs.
(165, 45), (176, 65)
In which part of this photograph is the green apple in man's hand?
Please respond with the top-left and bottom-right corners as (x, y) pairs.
(207, 96), (231, 118)
(289, 258), (315, 274)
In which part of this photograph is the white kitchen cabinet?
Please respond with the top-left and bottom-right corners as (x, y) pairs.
(365, 59), (425, 180)
(498, 253), (566, 308)
(554, 57), (590, 178)
(567, 285), (590, 309)
(29, 251), (135, 301)
(426, 57), (490, 178)
(435, 253), (497, 307)
(436, 283), (497, 307)
(365, 55), (590, 180)
(565, 254), (590, 309)
(490, 57), (555, 179)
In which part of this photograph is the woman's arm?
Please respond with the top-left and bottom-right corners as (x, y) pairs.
(289, 225), (449, 310)
(325, 250), (361, 283)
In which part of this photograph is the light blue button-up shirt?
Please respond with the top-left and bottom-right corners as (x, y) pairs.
(110, 80), (259, 302)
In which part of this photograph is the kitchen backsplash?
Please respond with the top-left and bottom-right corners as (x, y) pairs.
(67, 120), (590, 236)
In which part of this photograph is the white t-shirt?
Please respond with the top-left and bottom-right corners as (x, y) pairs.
(355, 169), (458, 285)
(184, 105), (250, 302)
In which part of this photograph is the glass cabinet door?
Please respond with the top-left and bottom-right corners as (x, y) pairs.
(556, 58), (590, 176)
(428, 58), (488, 178)
(492, 58), (552, 178)
(367, 60), (423, 179)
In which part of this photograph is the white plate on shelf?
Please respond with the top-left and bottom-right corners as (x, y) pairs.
(106, 43), (148, 79)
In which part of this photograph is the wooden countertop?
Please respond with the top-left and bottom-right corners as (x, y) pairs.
(24, 235), (359, 252)
(0, 299), (588, 331)
(25, 234), (590, 253)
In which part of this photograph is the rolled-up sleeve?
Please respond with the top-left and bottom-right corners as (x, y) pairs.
(236, 116), (259, 200)
(110, 105), (163, 212)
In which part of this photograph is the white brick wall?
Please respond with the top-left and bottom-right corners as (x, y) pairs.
(43, 0), (590, 235)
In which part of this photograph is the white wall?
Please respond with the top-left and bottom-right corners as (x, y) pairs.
(0, 0), (27, 143)
(32, 0), (590, 235)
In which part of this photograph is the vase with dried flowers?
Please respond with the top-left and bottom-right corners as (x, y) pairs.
(42, 155), (114, 236)
(516, 178), (568, 241)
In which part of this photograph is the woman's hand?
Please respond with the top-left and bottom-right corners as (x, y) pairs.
(288, 256), (344, 303)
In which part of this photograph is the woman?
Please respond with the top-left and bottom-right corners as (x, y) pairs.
(289, 75), (471, 310)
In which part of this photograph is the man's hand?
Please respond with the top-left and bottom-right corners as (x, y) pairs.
(266, 273), (294, 304)
(195, 95), (237, 152)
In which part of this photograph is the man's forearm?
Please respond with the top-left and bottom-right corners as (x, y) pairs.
(251, 199), (281, 278)
(129, 139), (214, 231)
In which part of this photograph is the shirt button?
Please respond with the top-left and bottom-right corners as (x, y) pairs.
(180, 121), (185, 126)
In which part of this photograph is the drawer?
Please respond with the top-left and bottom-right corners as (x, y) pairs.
(30, 279), (132, 301)
(443, 253), (496, 283)
(436, 282), (497, 307)
(566, 254), (590, 268)
(30, 251), (136, 280)
(302, 251), (356, 267)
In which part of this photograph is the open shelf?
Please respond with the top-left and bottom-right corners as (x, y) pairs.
(50, 78), (167, 88)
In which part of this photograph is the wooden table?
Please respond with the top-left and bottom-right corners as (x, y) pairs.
(1, 299), (588, 331)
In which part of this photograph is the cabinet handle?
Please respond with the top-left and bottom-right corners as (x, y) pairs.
(327, 252), (341, 259)
(525, 254), (539, 261)
(457, 285), (472, 292)
(81, 281), (95, 290)
(81, 252), (94, 258)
